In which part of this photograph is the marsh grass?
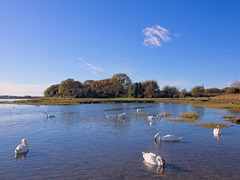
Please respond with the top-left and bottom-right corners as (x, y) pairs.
(178, 112), (199, 120)
(222, 115), (240, 124)
(197, 122), (230, 128)
(168, 118), (198, 123)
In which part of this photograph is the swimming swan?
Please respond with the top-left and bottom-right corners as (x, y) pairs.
(213, 125), (221, 135)
(44, 112), (55, 118)
(15, 138), (29, 154)
(147, 116), (156, 120)
(118, 112), (126, 119)
(154, 133), (183, 142)
(137, 108), (141, 113)
(142, 152), (165, 167)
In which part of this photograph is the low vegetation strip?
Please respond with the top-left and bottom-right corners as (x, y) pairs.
(2, 96), (240, 111)
(197, 122), (230, 128)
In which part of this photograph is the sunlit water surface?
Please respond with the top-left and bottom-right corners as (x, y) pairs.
(0, 103), (240, 179)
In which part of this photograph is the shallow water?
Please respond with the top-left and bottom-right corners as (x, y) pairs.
(0, 103), (239, 179)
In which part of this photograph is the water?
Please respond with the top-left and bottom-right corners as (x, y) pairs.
(0, 103), (239, 179)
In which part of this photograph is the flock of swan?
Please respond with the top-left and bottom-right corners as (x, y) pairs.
(15, 109), (223, 169)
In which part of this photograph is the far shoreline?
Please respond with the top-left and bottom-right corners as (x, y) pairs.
(1, 97), (240, 111)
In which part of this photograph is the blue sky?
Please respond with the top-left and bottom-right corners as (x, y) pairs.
(0, 0), (240, 96)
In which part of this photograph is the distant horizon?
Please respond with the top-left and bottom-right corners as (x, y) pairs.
(0, 1), (239, 96)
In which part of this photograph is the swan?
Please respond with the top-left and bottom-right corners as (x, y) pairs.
(118, 112), (126, 119)
(105, 113), (117, 119)
(213, 125), (221, 135)
(15, 138), (29, 154)
(142, 152), (165, 167)
(44, 112), (55, 118)
(154, 133), (182, 142)
(147, 116), (156, 120)
(137, 108), (141, 113)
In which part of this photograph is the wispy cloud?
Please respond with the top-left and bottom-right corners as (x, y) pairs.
(78, 58), (105, 73)
(174, 33), (182, 38)
(142, 25), (171, 47)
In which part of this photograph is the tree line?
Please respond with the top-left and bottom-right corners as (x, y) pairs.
(44, 73), (240, 98)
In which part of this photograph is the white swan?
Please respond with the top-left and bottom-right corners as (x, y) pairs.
(154, 133), (182, 142)
(147, 116), (156, 120)
(44, 112), (55, 118)
(137, 108), (141, 113)
(118, 112), (126, 119)
(142, 152), (165, 167)
(15, 138), (29, 154)
(105, 113), (117, 119)
(213, 125), (221, 135)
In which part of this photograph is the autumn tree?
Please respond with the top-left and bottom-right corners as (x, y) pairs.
(44, 84), (60, 97)
(231, 80), (240, 89)
(58, 78), (83, 97)
(109, 73), (132, 97)
(191, 86), (204, 97)
(142, 80), (160, 98)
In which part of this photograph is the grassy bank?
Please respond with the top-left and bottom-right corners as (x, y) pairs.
(1, 94), (240, 111)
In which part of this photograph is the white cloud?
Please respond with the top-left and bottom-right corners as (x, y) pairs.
(174, 33), (182, 38)
(142, 25), (171, 47)
(0, 81), (50, 96)
(78, 58), (105, 73)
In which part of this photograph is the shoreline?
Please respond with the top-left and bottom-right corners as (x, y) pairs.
(1, 97), (240, 111)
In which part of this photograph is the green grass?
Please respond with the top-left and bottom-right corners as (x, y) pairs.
(167, 118), (198, 123)
(197, 122), (230, 128)
(178, 112), (199, 120)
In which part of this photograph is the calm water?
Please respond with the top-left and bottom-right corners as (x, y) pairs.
(0, 103), (240, 179)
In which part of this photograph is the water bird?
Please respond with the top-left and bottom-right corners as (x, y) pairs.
(154, 133), (182, 142)
(118, 112), (126, 119)
(105, 113), (117, 119)
(15, 138), (29, 155)
(137, 108), (141, 113)
(213, 125), (221, 135)
(147, 116), (156, 120)
(44, 112), (55, 118)
(142, 152), (165, 167)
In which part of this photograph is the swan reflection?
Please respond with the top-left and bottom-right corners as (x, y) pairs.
(143, 160), (165, 174)
(15, 151), (28, 161)
(213, 133), (221, 144)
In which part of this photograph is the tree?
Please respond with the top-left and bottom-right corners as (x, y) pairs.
(128, 82), (143, 98)
(191, 86), (204, 97)
(44, 84), (60, 97)
(142, 80), (160, 98)
(204, 88), (221, 95)
(110, 74), (132, 97)
(162, 85), (179, 98)
(178, 88), (189, 98)
(231, 80), (240, 89)
(58, 78), (83, 97)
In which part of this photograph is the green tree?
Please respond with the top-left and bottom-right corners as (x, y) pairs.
(128, 82), (143, 98)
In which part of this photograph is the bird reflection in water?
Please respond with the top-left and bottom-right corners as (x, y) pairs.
(15, 151), (28, 161)
(143, 160), (165, 174)
(213, 133), (221, 144)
